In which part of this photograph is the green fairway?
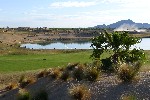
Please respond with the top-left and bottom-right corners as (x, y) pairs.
(0, 51), (92, 72)
(0, 50), (150, 73)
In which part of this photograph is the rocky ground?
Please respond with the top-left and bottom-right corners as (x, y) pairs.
(0, 71), (149, 100)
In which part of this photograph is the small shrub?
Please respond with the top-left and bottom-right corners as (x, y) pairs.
(91, 60), (101, 71)
(19, 77), (35, 88)
(101, 57), (117, 72)
(69, 84), (91, 100)
(19, 80), (30, 88)
(16, 89), (31, 100)
(72, 64), (85, 81)
(58, 67), (64, 72)
(118, 62), (141, 82)
(5, 85), (13, 91)
(32, 89), (48, 100)
(36, 71), (45, 79)
(36, 69), (50, 79)
(66, 63), (79, 71)
(5, 83), (17, 91)
(49, 69), (61, 79)
(60, 70), (70, 81)
(19, 75), (25, 83)
(84, 67), (99, 82)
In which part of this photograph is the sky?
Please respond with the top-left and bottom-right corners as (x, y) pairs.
(0, 0), (150, 28)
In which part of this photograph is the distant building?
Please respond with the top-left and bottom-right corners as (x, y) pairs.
(17, 27), (30, 31)
(43, 27), (47, 30)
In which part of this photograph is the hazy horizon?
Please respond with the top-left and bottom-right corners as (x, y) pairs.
(0, 0), (150, 28)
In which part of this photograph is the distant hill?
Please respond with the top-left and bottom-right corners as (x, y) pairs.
(94, 19), (150, 28)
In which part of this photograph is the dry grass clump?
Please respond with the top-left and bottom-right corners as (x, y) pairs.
(84, 67), (99, 82)
(16, 89), (31, 100)
(66, 63), (79, 71)
(60, 63), (82, 81)
(49, 68), (61, 79)
(72, 64), (85, 81)
(5, 82), (18, 91)
(19, 75), (35, 88)
(68, 84), (91, 100)
(61, 63), (100, 82)
(58, 67), (65, 72)
(91, 60), (101, 70)
(59, 63), (80, 81)
(118, 62), (142, 82)
(36, 69), (51, 79)
(60, 70), (70, 81)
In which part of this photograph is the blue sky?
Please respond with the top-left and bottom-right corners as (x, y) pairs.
(0, 0), (150, 28)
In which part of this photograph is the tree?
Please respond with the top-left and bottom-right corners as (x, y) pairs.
(91, 30), (145, 72)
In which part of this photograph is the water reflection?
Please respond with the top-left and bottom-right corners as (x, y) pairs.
(21, 41), (92, 49)
(21, 38), (150, 50)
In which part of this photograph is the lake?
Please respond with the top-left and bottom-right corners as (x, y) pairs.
(20, 38), (150, 50)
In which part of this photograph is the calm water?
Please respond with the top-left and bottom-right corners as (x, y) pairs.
(21, 38), (150, 50)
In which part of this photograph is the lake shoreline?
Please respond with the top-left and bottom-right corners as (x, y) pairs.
(20, 38), (150, 50)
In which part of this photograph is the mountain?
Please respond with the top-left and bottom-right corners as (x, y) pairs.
(94, 19), (150, 28)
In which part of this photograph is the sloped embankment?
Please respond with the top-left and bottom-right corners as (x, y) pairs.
(0, 71), (149, 100)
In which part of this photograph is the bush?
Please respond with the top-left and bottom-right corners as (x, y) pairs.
(58, 67), (64, 72)
(66, 63), (79, 71)
(84, 67), (99, 82)
(16, 89), (31, 100)
(49, 69), (61, 79)
(60, 70), (70, 81)
(19, 76), (35, 88)
(68, 84), (91, 100)
(32, 89), (48, 100)
(118, 62), (142, 82)
(19, 79), (31, 88)
(91, 60), (101, 70)
(72, 65), (85, 81)
(91, 31), (145, 73)
(5, 83), (17, 91)
(19, 75), (25, 83)
(36, 69), (51, 79)
(101, 57), (114, 72)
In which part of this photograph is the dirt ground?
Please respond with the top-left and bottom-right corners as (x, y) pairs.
(0, 32), (93, 45)
(0, 71), (40, 90)
(1, 31), (150, 46)
(0, 32), (25, 44)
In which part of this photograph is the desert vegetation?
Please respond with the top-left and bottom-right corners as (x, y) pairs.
(69, 84), (91, 100)
(91, 31), (145, 81)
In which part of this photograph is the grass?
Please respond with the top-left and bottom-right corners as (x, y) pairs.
(0, 51), (92, 73)
(0, 47), (150, 73)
